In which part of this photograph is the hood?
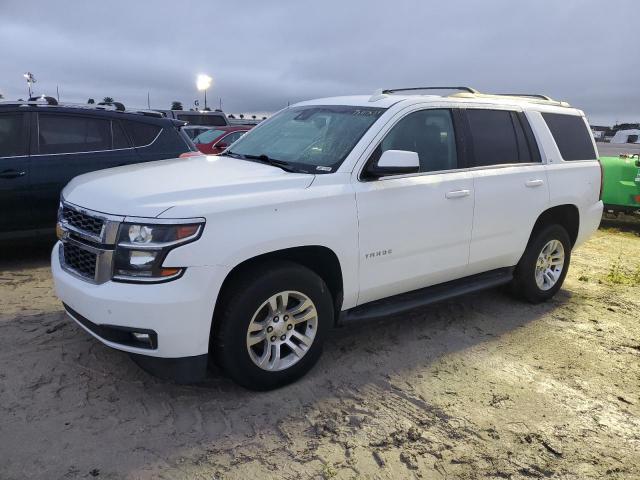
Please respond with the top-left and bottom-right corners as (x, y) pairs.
(62, 155), (315, 218)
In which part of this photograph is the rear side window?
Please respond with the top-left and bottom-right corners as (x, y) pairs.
(194, 129), (225, 144)
(121, 121), (161, 147)
(38, 114), (111, 154)
(219, 131), (246, 145)
(542, 113), (596, 160)
(0, 113), (26, 157)
(466, 110), (519, 166)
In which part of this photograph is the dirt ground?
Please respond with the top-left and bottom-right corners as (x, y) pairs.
(1, 221), (639, 480)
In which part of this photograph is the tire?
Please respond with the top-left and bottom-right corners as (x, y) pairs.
(213, 261), (333, 390)
(511, 224), (571, 304)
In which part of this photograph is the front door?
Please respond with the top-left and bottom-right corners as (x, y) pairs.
(354, 108), (474, 305)
(29, 113), (137, 230)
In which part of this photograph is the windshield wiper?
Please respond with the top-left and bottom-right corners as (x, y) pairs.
(226, 152), (304, 173)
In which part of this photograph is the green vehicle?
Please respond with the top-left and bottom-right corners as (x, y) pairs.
(597, 143), (640, 214)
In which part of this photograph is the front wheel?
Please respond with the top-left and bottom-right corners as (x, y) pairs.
(511, 224), (572, 303)
(213, 261), (333, 390)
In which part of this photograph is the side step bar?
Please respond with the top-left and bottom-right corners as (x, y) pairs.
(341, 267), (514, 323)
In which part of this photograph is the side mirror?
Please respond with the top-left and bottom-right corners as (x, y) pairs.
(366, 150), (420, 178)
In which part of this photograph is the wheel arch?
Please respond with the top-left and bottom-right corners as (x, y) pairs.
(210, 245), (344, 344)
(529, 204), (580, 248)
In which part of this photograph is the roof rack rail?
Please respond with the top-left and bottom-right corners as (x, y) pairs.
(382, 86), (479, 95)
(98, 101), (125, 111)
(28, 95), (59, 105)
(369, 86), (570, 107)
(495, 93), (553, 101)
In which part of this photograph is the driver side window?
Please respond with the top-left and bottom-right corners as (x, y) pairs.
(370, 109), (458, 173)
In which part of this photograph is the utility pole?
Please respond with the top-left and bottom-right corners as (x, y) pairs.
(147, 92), (151, 109)
(56, 85), (60, 101)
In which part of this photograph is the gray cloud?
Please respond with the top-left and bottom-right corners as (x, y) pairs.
(0, 0), (637, 124)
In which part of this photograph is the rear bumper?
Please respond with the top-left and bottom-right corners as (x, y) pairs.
(575, 201), (603, 247)
(52, 242), (229, 360)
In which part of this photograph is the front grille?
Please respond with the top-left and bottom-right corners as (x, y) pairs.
(62, 243), (97, 280)
(62, 206), (104, 237)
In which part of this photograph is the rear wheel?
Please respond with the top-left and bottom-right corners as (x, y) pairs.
(511, 224), (571, 303)
(213, 261), (332, 390)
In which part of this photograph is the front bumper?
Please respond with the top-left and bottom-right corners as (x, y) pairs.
(52, 242), (229, 360)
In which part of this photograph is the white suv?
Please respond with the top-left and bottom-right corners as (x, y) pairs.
(52, 87), (603, 389)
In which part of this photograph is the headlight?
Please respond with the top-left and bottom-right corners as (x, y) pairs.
(113, 221), (203, 283)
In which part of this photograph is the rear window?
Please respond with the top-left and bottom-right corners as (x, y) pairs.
(0, 113), (26, 157)
(38, 114), (111, 154)
(176, 114), (227, 127)
(121, 121), (161, 147)
(194, 129), (225, 144)
(542, 113), (596, 161)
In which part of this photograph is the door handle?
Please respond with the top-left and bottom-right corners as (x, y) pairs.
(525, 179), (544, 188)
(0, 169), (26, 179)
(445, 189), (471, 199)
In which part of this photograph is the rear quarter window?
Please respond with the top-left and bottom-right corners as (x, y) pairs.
(542, 113), (596, 161)
(121, 121), (161, 147)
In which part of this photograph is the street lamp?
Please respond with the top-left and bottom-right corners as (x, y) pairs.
(23, 72), (36, 98)
(196, 74), (212, 110)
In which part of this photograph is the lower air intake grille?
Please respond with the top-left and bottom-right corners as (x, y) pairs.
(62, 243), (97, 280)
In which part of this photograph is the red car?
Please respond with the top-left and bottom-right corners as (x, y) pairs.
(193, 125), (253, 154)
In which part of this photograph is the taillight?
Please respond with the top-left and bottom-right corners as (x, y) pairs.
(179, 151), (204, 159)
(598, 159), (604, 201)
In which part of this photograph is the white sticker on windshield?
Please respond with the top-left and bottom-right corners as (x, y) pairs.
(316, 166), (332, 171)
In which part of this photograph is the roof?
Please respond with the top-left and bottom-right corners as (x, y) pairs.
(0, 100), (180, 125)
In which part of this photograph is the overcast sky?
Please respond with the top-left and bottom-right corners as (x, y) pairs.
(0, 0), (637, 125)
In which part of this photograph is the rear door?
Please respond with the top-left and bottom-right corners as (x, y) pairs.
(464, 108), (549, 274)
(0, 111), (31, 235)
(29, 112), (138, 230)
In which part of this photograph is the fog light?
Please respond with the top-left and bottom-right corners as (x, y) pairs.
(132, 332), (151, 345)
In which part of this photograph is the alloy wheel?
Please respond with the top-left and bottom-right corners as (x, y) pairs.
(246, 290), (318, 371)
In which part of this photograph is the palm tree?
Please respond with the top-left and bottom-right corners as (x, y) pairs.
(171, 101), (183, 110)
(251, 115), (257, 120)
(87, 98), (95, 104)
(102, 96), (114, 103)
(0, 93), (4, 100)
(239, 114), (244, 119)
(228, 114), (235, 119)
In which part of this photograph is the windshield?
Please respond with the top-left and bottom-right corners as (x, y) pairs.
(226, 105), (385, 172)
(194, 129), (225, 144)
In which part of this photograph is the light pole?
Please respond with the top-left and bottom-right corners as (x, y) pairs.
(196, 74), (212, 111)
(23, 72), (36, 98)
